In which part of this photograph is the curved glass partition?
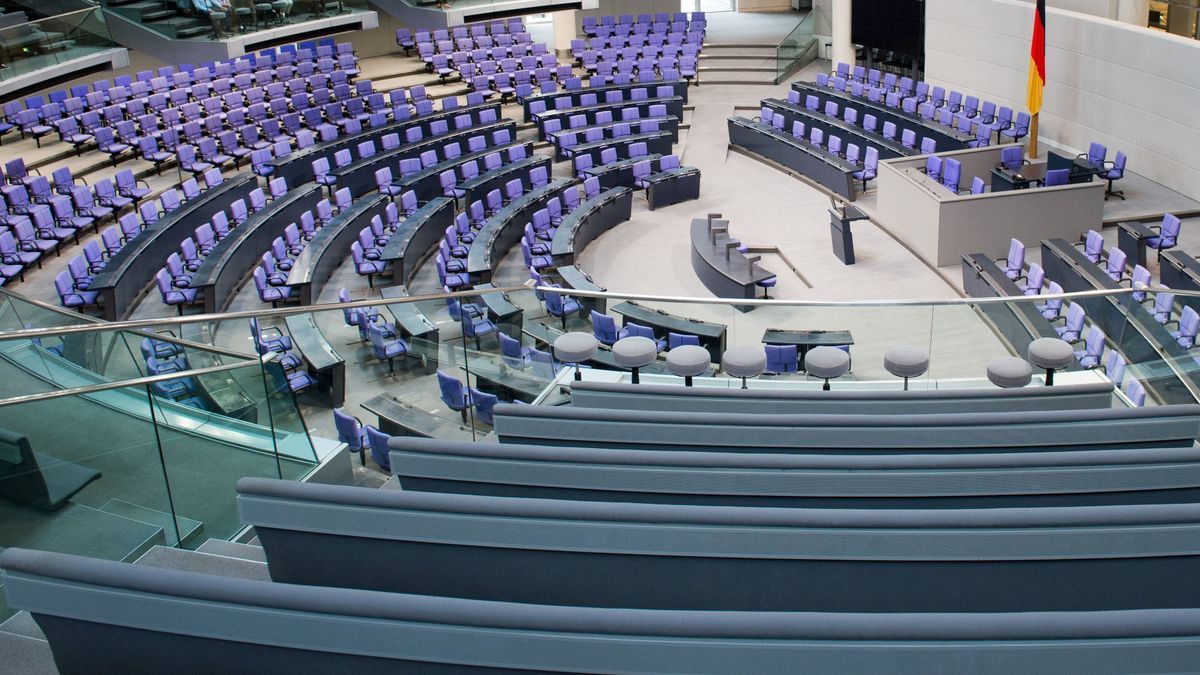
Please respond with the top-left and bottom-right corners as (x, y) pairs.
(0, 281), (1194, 618)
(0, 7), (118, 83)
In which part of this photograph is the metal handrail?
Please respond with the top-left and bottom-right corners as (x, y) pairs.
(0, 353), (271, 408)
(0, 282), (1188, 339)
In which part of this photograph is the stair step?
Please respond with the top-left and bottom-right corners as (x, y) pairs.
(0, 633), (55, 675)
(134, 545), (270, 581)
(196, 538), (268, 562)
(0, 611), (44, 640)
(699, 65), (776, 72)
(175, 25), (212, 37)
(140, 9), (176, 20)
(100, 498), (204, 547)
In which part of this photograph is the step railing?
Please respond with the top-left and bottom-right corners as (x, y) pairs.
(774, 8), (820, 84)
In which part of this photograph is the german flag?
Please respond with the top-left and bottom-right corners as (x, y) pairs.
(1027, 0), (1046, 115)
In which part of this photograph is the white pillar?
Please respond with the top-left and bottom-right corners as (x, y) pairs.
(1115, 0), (1150, 26)
(831, 0), (854, 68)
(552, 10), (581, 58)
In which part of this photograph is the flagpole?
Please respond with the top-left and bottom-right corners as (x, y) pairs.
(1029, 113), (1039, 159)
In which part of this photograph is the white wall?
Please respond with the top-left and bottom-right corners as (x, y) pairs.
(924, 0), (1200, 200)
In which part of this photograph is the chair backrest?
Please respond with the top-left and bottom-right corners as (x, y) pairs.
(332, 408), (362, 450)
(1087, 142), (1106, 165)
(765, 344), (798, 373)
(1044, 169), (1069, 186)
(1001, 146), (1022, 171)
(1160, 214), (1181, 246)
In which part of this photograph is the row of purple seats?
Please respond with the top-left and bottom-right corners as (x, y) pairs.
(548, 102), (670, 145)
(417, 34), (536, 64)
(754, 111), (880, 192)
(818, 66), (1030, 145)
(560, 121), (663, 162)
(378, 139), (532, 203)
(419, 31), (535, 56)
(530, 85), (677, 120)
(397, 21), (526, 54)
(783, 92), (939, 155)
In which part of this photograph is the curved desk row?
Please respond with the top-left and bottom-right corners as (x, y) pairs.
(1039, 237), (1199, 405)
(380, 196), (456, 286)
(459, 154), (552, 206)
(534, 96), (684, 139)
(394, 140), (531, 203)
(556, 263), (607, 314)
(466, 177), (574, 282)
(566, 130), (674, 168)
(728, 116), (859, 200)
(240, 475), (1200, 612)
(9, 546), (1200, 673)
(334, 120), (517, 198)
(90, 174), (259, 321)
(791, 82), (973, 150)
(642, 166), (701, 210)
(287, 193), (390, 305)
(553, 117), (680, 161)
(268, 101), (503, 187)
(581, 153), (664, 189)
(960, 252), (1070, 356)
(283, 312), (345, 406)
(763, 97), (910, 159)
(522, 79), (689, 121)
(380, 284), (440, 374)
(549, 186), (633, 265)
(690, 215), (776, 311)
(191, 183), (325, 314)
(612, 300), (727, 363)
(389, 435), (1200, 508)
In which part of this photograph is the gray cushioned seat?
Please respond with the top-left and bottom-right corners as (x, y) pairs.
(612, 337), (658, 369)
(722, 346), (767, 380)
(987, 356), (1033, 388)
(806, 346), (850, 380)
(553, 332), (599, 364)
(666, 345), (711, 378)
(1027, 337), (1074, 370)
(884, 345), (929, 380)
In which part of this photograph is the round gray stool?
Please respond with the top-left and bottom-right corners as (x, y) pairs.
(884, 345), (929, 390)
(1027, 337), (1074, 386)
(666, 344), (710, 386)
(612, 336), (658, 384)
(987, 356), (1032, 388)
(722, 346), (766, 389)
(806, 346), (850, 391)
(553, 332), (598, 381)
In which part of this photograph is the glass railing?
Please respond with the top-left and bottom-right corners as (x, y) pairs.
(0, 289), (320, 619)
(2, 280), (1197, 618)
(0, 7), (118, 83)
(775, 7), (820, 84)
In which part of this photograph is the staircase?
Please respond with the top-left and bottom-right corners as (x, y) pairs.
(0, 536), (270, 674)
(697, 44), (779, 85)
(100, 0), (212, 39)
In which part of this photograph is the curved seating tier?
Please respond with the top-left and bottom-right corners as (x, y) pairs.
(549, 186), (633, 265)
(89, 174), (258, 320)
(459, 154), (551, 206)
(287, 193), (390, 305)
(534, 95), (683, 140)
(379, 197), (456, 286)
(334, 121), (516, 198)
(763, 97), (910, 159)
(728, 116), (859, 200)
(395, 141), (533, 203)
(190, 183), (323, 314)
(521, 80), (689, 121)
(10, 547), (1200, 672)
(237, 477), (1200, 613)
(791, 82), (973, 150)
(467, 177), (573, 282)
(388, 436), (1200, 508)
(490, 403), (1200, 453)
(269, 101), (502, 187)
